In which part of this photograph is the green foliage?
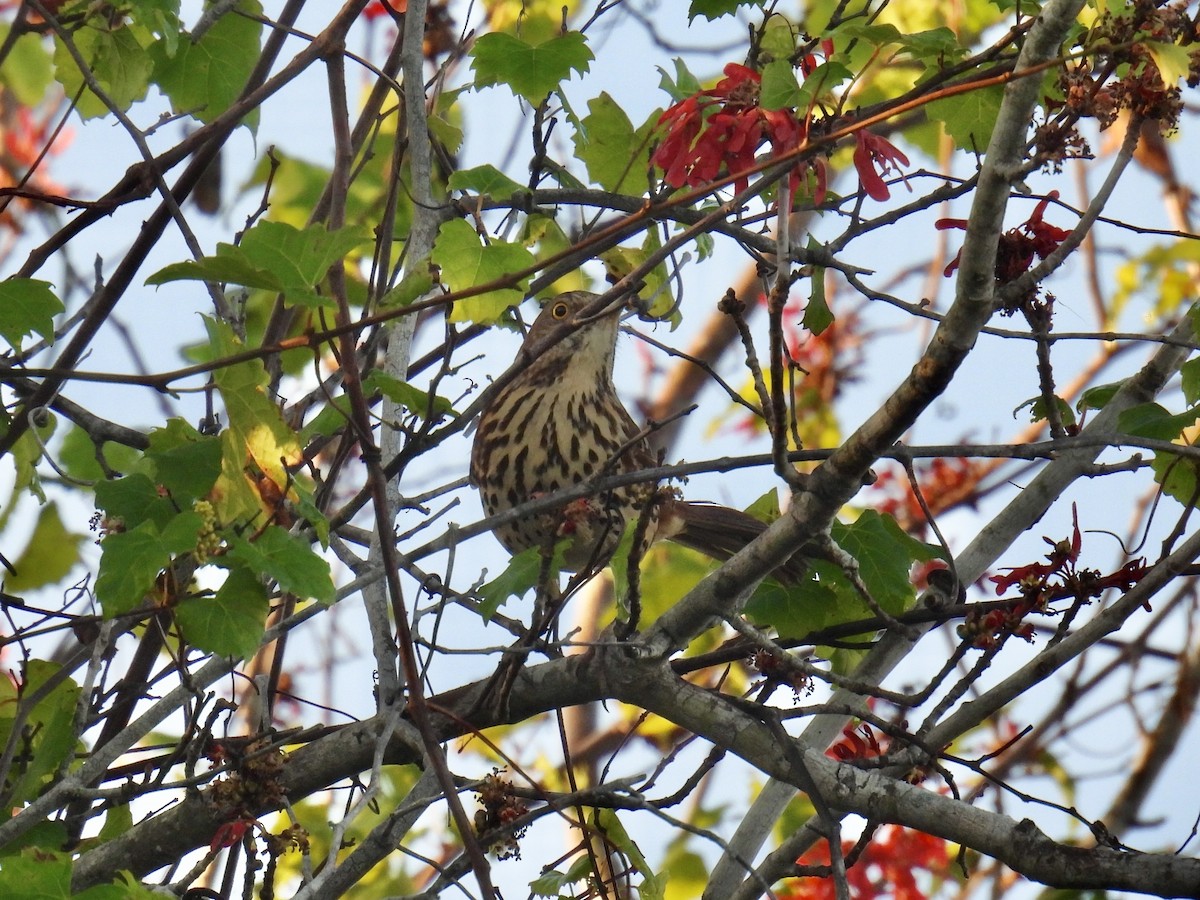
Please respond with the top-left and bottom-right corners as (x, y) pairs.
(689, 0), (765, 21)
(928, 85), (1005, 152)
(598, 227), (672, 316)
(530, 853), (594, 896)
(362, 372), (456, 422)
(95, 513), (203, 615)
(53, 14), (153, 118)
(746, 510), (942, 641)
(204, 318), (304, 522)
(150, 0), (262, 125)
(803, 241), (833, 334)
(0, 279), (64, 351)
(761, 60), (802, 110)
(96, 472), (179, 532)
(1117, 402), (1200, 506)
(0, 24), (53, 105)
(520, 214), (589, 296)
(1113, 241), (1200, 324)
(471, 31), (594, 104)
(0, 846), (160, 898)
(1117, 402), (1198, 442)
(58, 426), (142, 482)
(572, 93), (659, 194)
(0, 660), (81, 806)
(447, 164), (530, 199)
(592, 809), (667, 899)
(1076, 381), (1123, 414)
(476, 545), (565, 621)
(228, 525), (335, 605)
(5, 502), (83, 592)
(431, 218), (536, 322)
(656, 58), (702, 102)
(144, 419), (223, 503)
(1182, 357), (1200, 405)
(1016, 394), (1077, 430)
(176, 561), (269, 658)
(148, 221), (371, 310)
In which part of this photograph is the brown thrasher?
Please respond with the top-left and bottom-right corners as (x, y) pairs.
(470, 290), (800, 580)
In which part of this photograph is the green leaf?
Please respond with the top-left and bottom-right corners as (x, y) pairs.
(1076, 381), (1123, 414)
(95, 473), (178, 531)
(760, 14), (796, 59)
(745, 562), (841, 638)
(1118, 402), (1199, 440)
(176, 563), (268, 658)
(205, 317), (303, 498)
(58, 425), (142, 482)
(95, 520), (174, 615)
(431, 219), (536, 323)
(0, 279), (64, 350)
(147, 246), (289, 294)
(592, 809), (664, 898)
(150, 0), (263, 124)
(598, 228), (671, 316)
(803, 240), (832, 334)
(7, 415), (54, 504)
(1150, 449), (1200, 508)
(1182, 358), (1200, 406)
(1015, 394), (1077, 429)
(53, 19), (153, 118)
(239, 220), (371, 296)
(530, 854), (594, 896)
(0, 849), (72, 897)
(794, 60), (852, 109)
(0, 24), (53, 105)
(927, 84), (1004, 152)
(521, 214), (587, 296)
(0, 819), (68, 858)
(899, 27), (968, 64)
(447, 164), (530, 198)
(362, 372), (456, 421)
(228, 526), (334, 604)
(299, 399), (352, 443)
(572, 92), (657, 194)
(688, 0), (765, 21)
(145, 419), (223, 502)
(0, 846), (162, 898)
(760, 60), (801, 111)
(471, 31), (593, 103)
(379, 269), (435, 309)
(657, 58), (702, 102)
(0, 660), (80, 806)
(95, 802), (134, 845)
(477, 545), (565, 621)
(832, 510), (942, 616)
(127, 0), (184, 56)
(1144, 40), (1192, 86)
(148, 221), (369, 310)
(5, 503), (83, 592)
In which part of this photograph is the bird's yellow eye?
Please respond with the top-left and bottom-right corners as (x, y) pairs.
(550, 301), (569, 319)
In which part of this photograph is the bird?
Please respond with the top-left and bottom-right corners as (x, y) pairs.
(470, 290), (803, 581)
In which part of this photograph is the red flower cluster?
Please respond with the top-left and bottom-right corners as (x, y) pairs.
(653, 63), (804, 194)
(652, 52), (912, 206)
(937, 191), (1071, 280)
(827, 720), (884, 762)
(362, 0), (404, 17)
(966, 505), (1148, 649)
(783, 825), (950, 900)
(853, 130), (910, 201)
(870, 456), (985, 531)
